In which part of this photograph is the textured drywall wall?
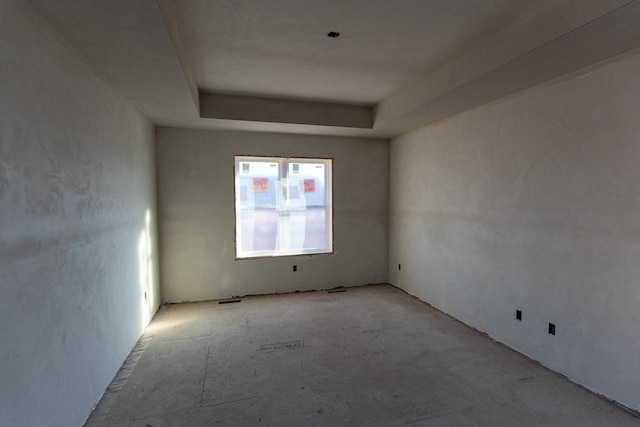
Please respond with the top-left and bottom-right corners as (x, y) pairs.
(156, 128), (388, 302)
(0, 1), (160, 425)
(389, 48), (640, 412)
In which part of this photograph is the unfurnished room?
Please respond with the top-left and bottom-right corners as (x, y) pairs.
(1, 0), (640, 426)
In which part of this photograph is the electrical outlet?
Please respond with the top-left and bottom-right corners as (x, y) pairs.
(293, 265), (297, 272)
(548, 323), (556, 335)
(516, 310), (522, 321)
(398, 264), (401, 271)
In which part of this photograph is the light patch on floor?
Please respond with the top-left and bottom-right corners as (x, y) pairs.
(85, 285), (638, 426)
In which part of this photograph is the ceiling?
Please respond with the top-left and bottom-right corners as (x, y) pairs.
(176, 0), (529, 104)
(27, 0), (640, 138)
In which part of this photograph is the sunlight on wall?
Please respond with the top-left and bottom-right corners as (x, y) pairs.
(138, 209), (154, 330)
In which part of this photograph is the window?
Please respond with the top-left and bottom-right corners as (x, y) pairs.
(234, 156), (333, 258)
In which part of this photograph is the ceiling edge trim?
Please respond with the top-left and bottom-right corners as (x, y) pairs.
(200, 93), (373, 129)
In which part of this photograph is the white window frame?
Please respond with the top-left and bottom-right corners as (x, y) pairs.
(234, 155), (333, 259)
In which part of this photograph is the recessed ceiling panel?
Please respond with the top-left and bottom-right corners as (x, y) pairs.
(176, 0), (531, 103)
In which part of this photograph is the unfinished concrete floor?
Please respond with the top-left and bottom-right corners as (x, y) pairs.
(86, 285), (638, 426)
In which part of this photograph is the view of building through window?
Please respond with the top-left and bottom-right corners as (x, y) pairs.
(234, 156), (333, 258)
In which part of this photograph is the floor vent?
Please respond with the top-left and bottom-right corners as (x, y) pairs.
(219, 299), (242, 304)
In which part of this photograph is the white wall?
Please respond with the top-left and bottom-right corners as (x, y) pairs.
(389, 48), (640, 412)
(156, 128), (388, 302)
(0, 1), (160, 425)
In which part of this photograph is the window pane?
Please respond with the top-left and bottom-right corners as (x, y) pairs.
(236, 160), (279, 254)
(235, 156), (332, 258)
